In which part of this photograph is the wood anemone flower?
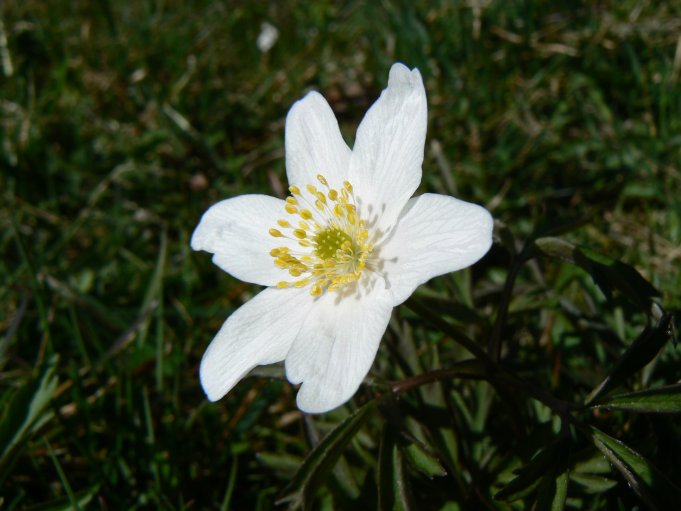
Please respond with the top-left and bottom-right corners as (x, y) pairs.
(191, 63), (493, 413)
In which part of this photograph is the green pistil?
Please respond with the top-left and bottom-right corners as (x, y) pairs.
(314, 228), (351, 259)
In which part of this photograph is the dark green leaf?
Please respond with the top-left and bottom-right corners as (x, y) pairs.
(277, 402), (375, 510)
(378, 427), (397, 511)
(535, 469), (568, 511)
(0, 355), (58, 482)
(378, 425), (412, 511)
(257, 452), (303, 476)
(569, 448), (617, 494)
(586, 313), (674, 405)
(570, 473), (617, 493)
(591, 427), (681, 510)
(591, 383), (681, 413)
(403, 441), (447, 479)
(494, 437), (569, 502)
(535, 237), (660, 308)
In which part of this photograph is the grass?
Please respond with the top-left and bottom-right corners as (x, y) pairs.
(1, 1), (680, 509)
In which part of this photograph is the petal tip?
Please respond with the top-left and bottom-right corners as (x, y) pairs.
(295, 390), (340, 415)
(287, 90), (326, 119)
(479, 207), (495, 250)
(189, 225), (205, 252)
(388, 62), (424, 89)
(199, 358), (228, 402)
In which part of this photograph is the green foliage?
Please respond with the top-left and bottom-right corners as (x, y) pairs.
(278, 402), (375, 510)
(0, 355), (58, 483)
(591, 427), (681, 510)
(592, 383), (681, 414)
(1, 0), (680, 509)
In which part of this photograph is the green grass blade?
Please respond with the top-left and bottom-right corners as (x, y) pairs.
(0, 355), (58, 482)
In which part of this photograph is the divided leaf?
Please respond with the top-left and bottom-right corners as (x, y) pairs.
(277, 402), (375, 510)
(378, 426), (412, 511)
(403, 440), (447, 479)
(591, 383), (681, 413)
(535, 469), (569, 511)
(495, 437), (570, 503)
(569, 448), (617, 494)
(590, 427), (681, 511)
(586, 313), (674, 405)
(535, 237), (660, 309)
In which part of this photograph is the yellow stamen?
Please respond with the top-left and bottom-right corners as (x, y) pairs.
(268, 173), (372, 297)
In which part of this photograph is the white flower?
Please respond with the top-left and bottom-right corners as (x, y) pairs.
(191, 63), (493, 414)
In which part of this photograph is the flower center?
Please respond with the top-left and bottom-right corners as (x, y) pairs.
(314, 228), (351, 260)
(269, 174), (372, 297)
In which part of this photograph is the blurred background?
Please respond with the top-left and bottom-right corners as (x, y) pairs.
(1, 1), (680, 509)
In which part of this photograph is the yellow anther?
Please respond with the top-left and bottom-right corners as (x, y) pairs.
(269, 177), (370, 298)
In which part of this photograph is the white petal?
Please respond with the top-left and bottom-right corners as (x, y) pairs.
(285, 289), (393, 414)
(200, 287), (314, 401)
(285, 91), (352, 190)
(191, 194), (295, 287)
(349, 63), (427, 237)
(379, 193), (493, 306)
